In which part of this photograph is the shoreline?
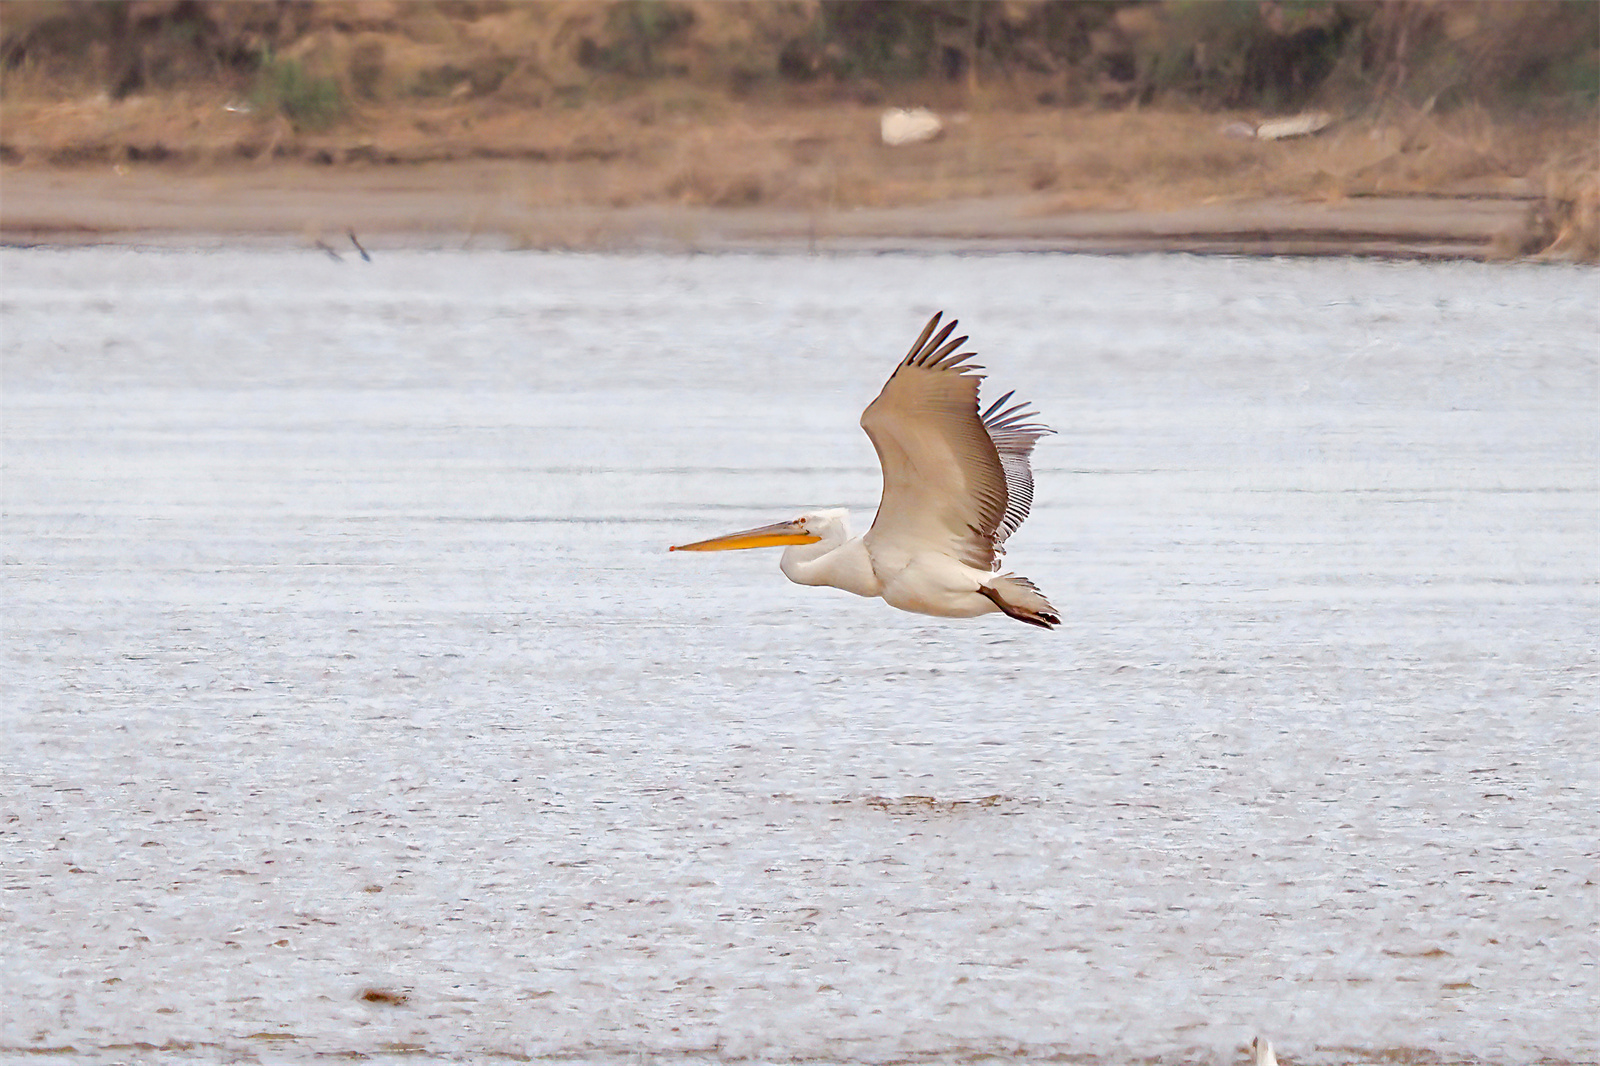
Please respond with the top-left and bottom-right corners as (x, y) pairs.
(0, 162), (1544, 260)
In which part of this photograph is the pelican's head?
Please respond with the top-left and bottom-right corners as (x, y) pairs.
(669, 509), (849, 552)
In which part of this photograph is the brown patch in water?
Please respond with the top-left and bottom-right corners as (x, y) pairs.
(835, 794), (1034, 816)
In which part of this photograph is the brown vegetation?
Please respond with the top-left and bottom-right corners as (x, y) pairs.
(1, 2), (1594, 258)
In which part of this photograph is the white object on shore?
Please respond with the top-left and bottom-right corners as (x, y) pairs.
(1221, 111), (1335, 141)
(1254, 111), (1333, 141)
(1252, 1036), (1280, 1066)
(880, 107), (943, 146)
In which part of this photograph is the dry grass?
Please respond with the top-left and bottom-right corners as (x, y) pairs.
(1030, 104), (1598, 212)
(1531, 166), (1600, 261)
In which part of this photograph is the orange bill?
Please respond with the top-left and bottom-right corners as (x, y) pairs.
(669, 519), (821, 552)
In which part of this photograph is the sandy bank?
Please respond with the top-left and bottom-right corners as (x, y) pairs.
(0, 162), (1545, 259)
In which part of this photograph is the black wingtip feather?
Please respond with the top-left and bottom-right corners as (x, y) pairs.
(981, 391), (1016, 420)
(916, 322), (960, 366)
(928, 334), (968, 365)
(906, 312), (943, 359)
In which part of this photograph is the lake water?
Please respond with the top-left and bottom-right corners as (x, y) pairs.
(1, 249), (1595, 1065)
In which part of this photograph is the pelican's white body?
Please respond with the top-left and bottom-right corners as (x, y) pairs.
(776, 509), (1001, 618)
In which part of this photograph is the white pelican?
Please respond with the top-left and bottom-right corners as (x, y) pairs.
(671, 312), (1060, 629)
(1252, 1037), (1279, 1066)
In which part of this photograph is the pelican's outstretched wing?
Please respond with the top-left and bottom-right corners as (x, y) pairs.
(860, 312), (1051, 571)
(979, 388), (1053, 554)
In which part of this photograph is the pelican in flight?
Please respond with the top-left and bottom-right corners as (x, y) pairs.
(671, 312), (1060, 629)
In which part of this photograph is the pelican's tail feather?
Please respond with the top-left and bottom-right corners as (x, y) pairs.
(979, 574), (1060, 630)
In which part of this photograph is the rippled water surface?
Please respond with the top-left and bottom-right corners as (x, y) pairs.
(2, 249), (1595, 1065)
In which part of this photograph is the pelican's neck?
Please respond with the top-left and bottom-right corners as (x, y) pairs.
(779, 515), (881, 598)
